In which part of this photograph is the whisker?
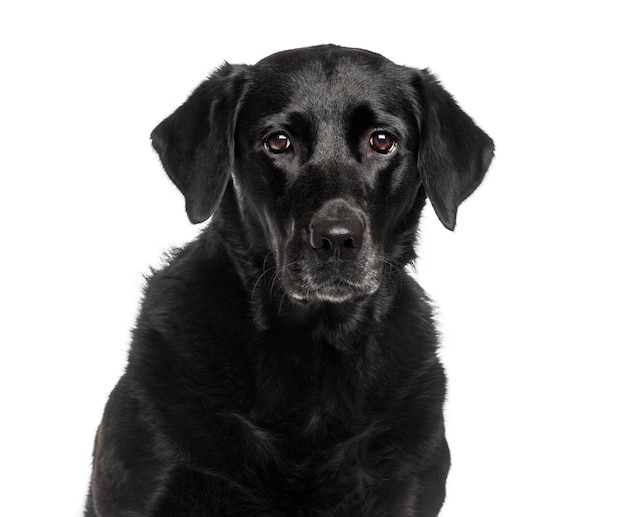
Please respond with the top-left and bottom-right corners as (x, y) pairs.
(277, 290), (288, 316)
(251, 251), (275, 299)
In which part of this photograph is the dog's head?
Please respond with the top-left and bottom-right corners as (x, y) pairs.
(151, 45), (494, 304)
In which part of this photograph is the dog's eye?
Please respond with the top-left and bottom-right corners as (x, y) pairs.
(369, 131), (396, 154)
(265, 132), (292, 154)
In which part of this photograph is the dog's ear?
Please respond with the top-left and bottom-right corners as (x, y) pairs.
(413, 70), (495, 231)
(151, 64), (249, 223)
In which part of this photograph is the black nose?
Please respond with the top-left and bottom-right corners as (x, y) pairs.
(310, 218), (363, 260)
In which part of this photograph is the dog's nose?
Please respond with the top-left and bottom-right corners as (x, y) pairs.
(310, 218), (363, 260)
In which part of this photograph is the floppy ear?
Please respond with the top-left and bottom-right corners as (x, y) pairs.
(413, 70), (495, 231)
(151, 63), (249, 223)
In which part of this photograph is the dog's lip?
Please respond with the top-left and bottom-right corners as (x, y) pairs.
(288, 279), (377, 304)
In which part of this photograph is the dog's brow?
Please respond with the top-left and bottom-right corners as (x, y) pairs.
(260, 111), (314, 139)
(349, 103), (380, 135)
(348, 103), (408, 138)
(286, 111), (314, 138)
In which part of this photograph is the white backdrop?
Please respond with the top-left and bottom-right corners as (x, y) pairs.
(1, 1), (625, 516)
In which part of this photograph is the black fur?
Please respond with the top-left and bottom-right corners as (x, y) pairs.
(85, 45), (494, 516)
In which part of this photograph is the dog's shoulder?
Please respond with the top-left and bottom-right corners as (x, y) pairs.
(129, 228), (253, 367)
(139, 230), (242, 323)
(125, 228), (256, 409)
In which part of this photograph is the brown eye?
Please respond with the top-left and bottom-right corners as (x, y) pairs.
(265, 132), (292, 154)
(369, 131), (396, 154)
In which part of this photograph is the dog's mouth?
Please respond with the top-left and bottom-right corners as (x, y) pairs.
(287, 277), (379, 304)
(280, 246), (384, 304)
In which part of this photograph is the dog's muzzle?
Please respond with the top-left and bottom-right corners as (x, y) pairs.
(281, 199), (382, 304)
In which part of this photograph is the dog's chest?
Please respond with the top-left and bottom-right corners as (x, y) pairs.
(171, 345), (405, 514)
(160, 417), (411, 517)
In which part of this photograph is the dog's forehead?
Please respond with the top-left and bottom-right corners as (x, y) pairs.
(249, 47), (411, 116)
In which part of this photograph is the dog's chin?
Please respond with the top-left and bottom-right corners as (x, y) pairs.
(286, 281), (378, 305)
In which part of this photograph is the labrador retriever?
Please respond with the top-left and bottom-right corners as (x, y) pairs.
(84, 44), (494, 517)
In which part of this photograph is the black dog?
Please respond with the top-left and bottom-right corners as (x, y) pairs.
(85, 45), (493, 517)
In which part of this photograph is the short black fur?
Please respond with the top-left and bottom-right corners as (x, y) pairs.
(85, 45), (494, 517)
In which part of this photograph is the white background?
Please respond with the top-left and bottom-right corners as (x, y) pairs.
(1, 1), (625, 516)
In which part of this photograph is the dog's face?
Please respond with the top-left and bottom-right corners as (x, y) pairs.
(151, 46), (494, 304)
(233, 49), (424, 303)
